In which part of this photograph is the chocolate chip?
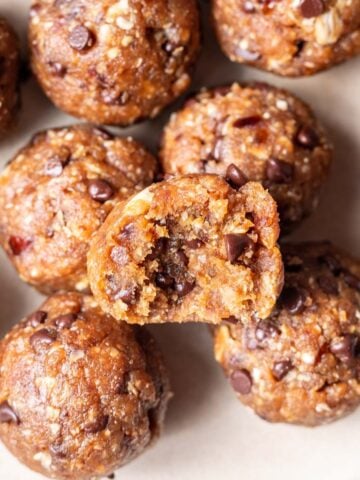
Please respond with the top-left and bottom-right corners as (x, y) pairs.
(175, 279), (195, 297)
(318, 254), (342, 275)
(44, 149), (71, 177)
(30, 329), (57, 350)
(224, 234), (253, 264)
(146, 237), (168, 260)
(101, 90), (129, 106)
(84, 414), (109, 434)
(317, 275), (339, 295)
(48, 61), (67, 77)
(185, 239), (204, 249)
(9, 236), (32, 256)
(230, 369), (252, 394)
(330, 334), (359, 364)
(88, 179), (114, 203)
(115, 286), (139, 305)
(233, 115), (262, 129)
(54, 313), (77, 329)
(108, 474), (115, 479)
(266, 159), (294, 184)
(223, 316), (239, 325)
(272, 360), (293, 381)
(279, 286), (305, 314)
(294, 39), (306, 57)
(68, 25), (95, 51)
(255, 320), (280, 342)
(295, 125), (320, 149)
(155, 272), (174, 289)
(300, 0), (324, 18)
(343, 271), (360, 292)
(225, 164), (248, 190)
(236, 48), (261, 62)
(0, 401), (20, 424)
(24, 311), (48, 328)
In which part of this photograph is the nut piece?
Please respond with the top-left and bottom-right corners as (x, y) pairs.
(0, 292), (170, 480)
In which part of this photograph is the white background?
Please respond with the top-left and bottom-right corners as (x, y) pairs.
(1, 1), (360, 479)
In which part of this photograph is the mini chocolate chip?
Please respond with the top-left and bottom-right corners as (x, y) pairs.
(295, 125), (320, 149)
(68, 25), (95, 51)
(317, 275), (339, 295)
(48, 61), (67, 77)
(155, 272), (174, 290)
(175, 279), (195, 297)
(266, 158), (294, 184)
(272, 360), (293, 381)
(0, 401), (20, 424)
(300, 0), (324, 18)
(233, 115), (262, 129)
(225, 164), (248, 189)
(224, 234), (253, 264)
(330, 334), (359, 364)
(255, 320), (280, 342)
(185, 238), (204, 249)
(343, 271), (360, 292)
(44, 150), (71, 177)
(54, 313), (77, 329)
(237, 48), (261, 61)
(101, 90), (129, 106)
(88, 179), (114, 203)
(318, 254), (342, 275)
(9, 236), (32, 256)
(230, 369), (252, 394)
(279, 286), (305, 314)
(24, 311), (48, 328)
(84, 414), (109, 434)
(115, 286), (139, 305)
(108, 475), (115, 479)
(30, 329), (57, 350)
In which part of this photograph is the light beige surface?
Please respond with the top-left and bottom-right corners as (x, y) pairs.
(0, 1), (360, 479)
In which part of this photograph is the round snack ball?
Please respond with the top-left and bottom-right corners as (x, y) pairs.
(160, 83), (333, 232)
(212, 0), (360, 76)
(88, 174), (283, 325)
(0, 17), (20, 137)
(0, 292), (170, 480)
(0, 124), (157, 293)
(213, 241), (360, 426)
(29, 0), (200, 126)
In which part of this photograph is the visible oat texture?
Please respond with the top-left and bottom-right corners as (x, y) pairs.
(88, 174), (283, 325)
(0, 124), (157, 293)
(212, 0), (360, 76)
(213, 242), (360, 426)
(0, 292), (170, 480)
(29, 0), (201, 125)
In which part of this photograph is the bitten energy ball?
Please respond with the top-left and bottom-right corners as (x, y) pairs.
(29, 0), (200, 126)
(88, 174), (283, 325)
(0, 125), (157, 293)
(213, 242), (360, 426)
(161, 83), (332, 231)
(0, 293), (170, 480)
(212, 0), (360, 76)
(0, 17), (20, 137)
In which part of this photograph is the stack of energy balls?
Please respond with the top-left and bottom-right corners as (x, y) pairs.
(0, 0), (359, 478)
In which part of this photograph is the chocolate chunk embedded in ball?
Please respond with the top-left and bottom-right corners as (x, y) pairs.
(211, 0), (360, 76)
(213, 242), (360, 426)
(29, 0), (200, 126)
(0, 125), (157, 293)
(88, 174), (283, 325)
(160, 83), (332, 231)
(0, 292), (170, 480)
(0, 17), (20, 138)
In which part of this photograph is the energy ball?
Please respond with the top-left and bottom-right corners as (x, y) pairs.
(0, 292), (170, 480)
(213, 242), (360, 426)
(211, 0), (360, 76)
(29, 0), (200, 126)
(0, 17), (20, 137)
(160, 83), (333, 231)
(0, 124), (157, 293)
(88, 174), (283, 325)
